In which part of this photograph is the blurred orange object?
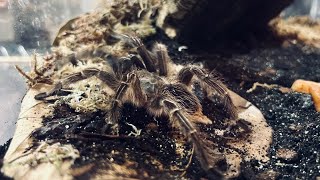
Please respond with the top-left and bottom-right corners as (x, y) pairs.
(0, 0), (8, 8)
(291, 79), (320, 112)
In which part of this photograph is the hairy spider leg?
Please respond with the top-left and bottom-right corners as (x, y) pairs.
(106, 54), (147, 77)
(34, 82), (63, 100)
(159, 98), (225, 179)
(177, 66), (237, 119)
(108, 72), (146, 134)
(127, 35), (157, 73)
(118, 55), (149, 74)
(153, 43), (169, 76)
(162, 83), (201, 114)
(128, 54), (147, 70)
(34, 67), (119, 100)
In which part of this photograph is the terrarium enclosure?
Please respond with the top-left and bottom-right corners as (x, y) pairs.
(0, 0), (320, 179)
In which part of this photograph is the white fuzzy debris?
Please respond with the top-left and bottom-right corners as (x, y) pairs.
(178, 46), (188, 52)
(126, 123), (142, 137)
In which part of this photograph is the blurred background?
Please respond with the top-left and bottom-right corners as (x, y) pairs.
(0, 0), (99, 145)
(0, 0), (100, 54)
(0, 0), (318, 145)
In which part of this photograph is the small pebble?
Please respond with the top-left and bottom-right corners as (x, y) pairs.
(276, 148), (298, 163)
(288, 124), (303, 132)
(256, 170), (279, 180)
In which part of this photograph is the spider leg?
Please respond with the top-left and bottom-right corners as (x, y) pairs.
(128, 54), (146, 70)
(153, 43), (170, 76)
(107, 72), (146, 134)
(34, 68), (119, 100)
(118, 54), (148, 74)
(159, 98), (225, 179)
(105, 55), (121, 77)
(34, 82), (63, 100)
(105, 54), (146, 76)
(177, 66), (237, 119)
(162, 83), (201, 115)
(125, 34), (157, 72)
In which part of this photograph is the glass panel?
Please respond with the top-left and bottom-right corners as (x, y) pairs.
(0, 0), (99, 145)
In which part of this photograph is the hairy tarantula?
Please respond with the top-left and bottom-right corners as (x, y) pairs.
(35, 35), (238, 179)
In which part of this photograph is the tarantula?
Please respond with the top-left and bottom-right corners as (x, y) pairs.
(35, 35), (238, 179)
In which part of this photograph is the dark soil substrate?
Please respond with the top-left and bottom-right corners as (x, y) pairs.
(208, 43), (320, 179)
(231, 84), (320, 180)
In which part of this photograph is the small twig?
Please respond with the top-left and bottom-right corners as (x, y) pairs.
(67, 132), (138, 142)
(15, 65), (35, 84)
(247, 82), (278, 93)
(32, 54), (42, 76)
